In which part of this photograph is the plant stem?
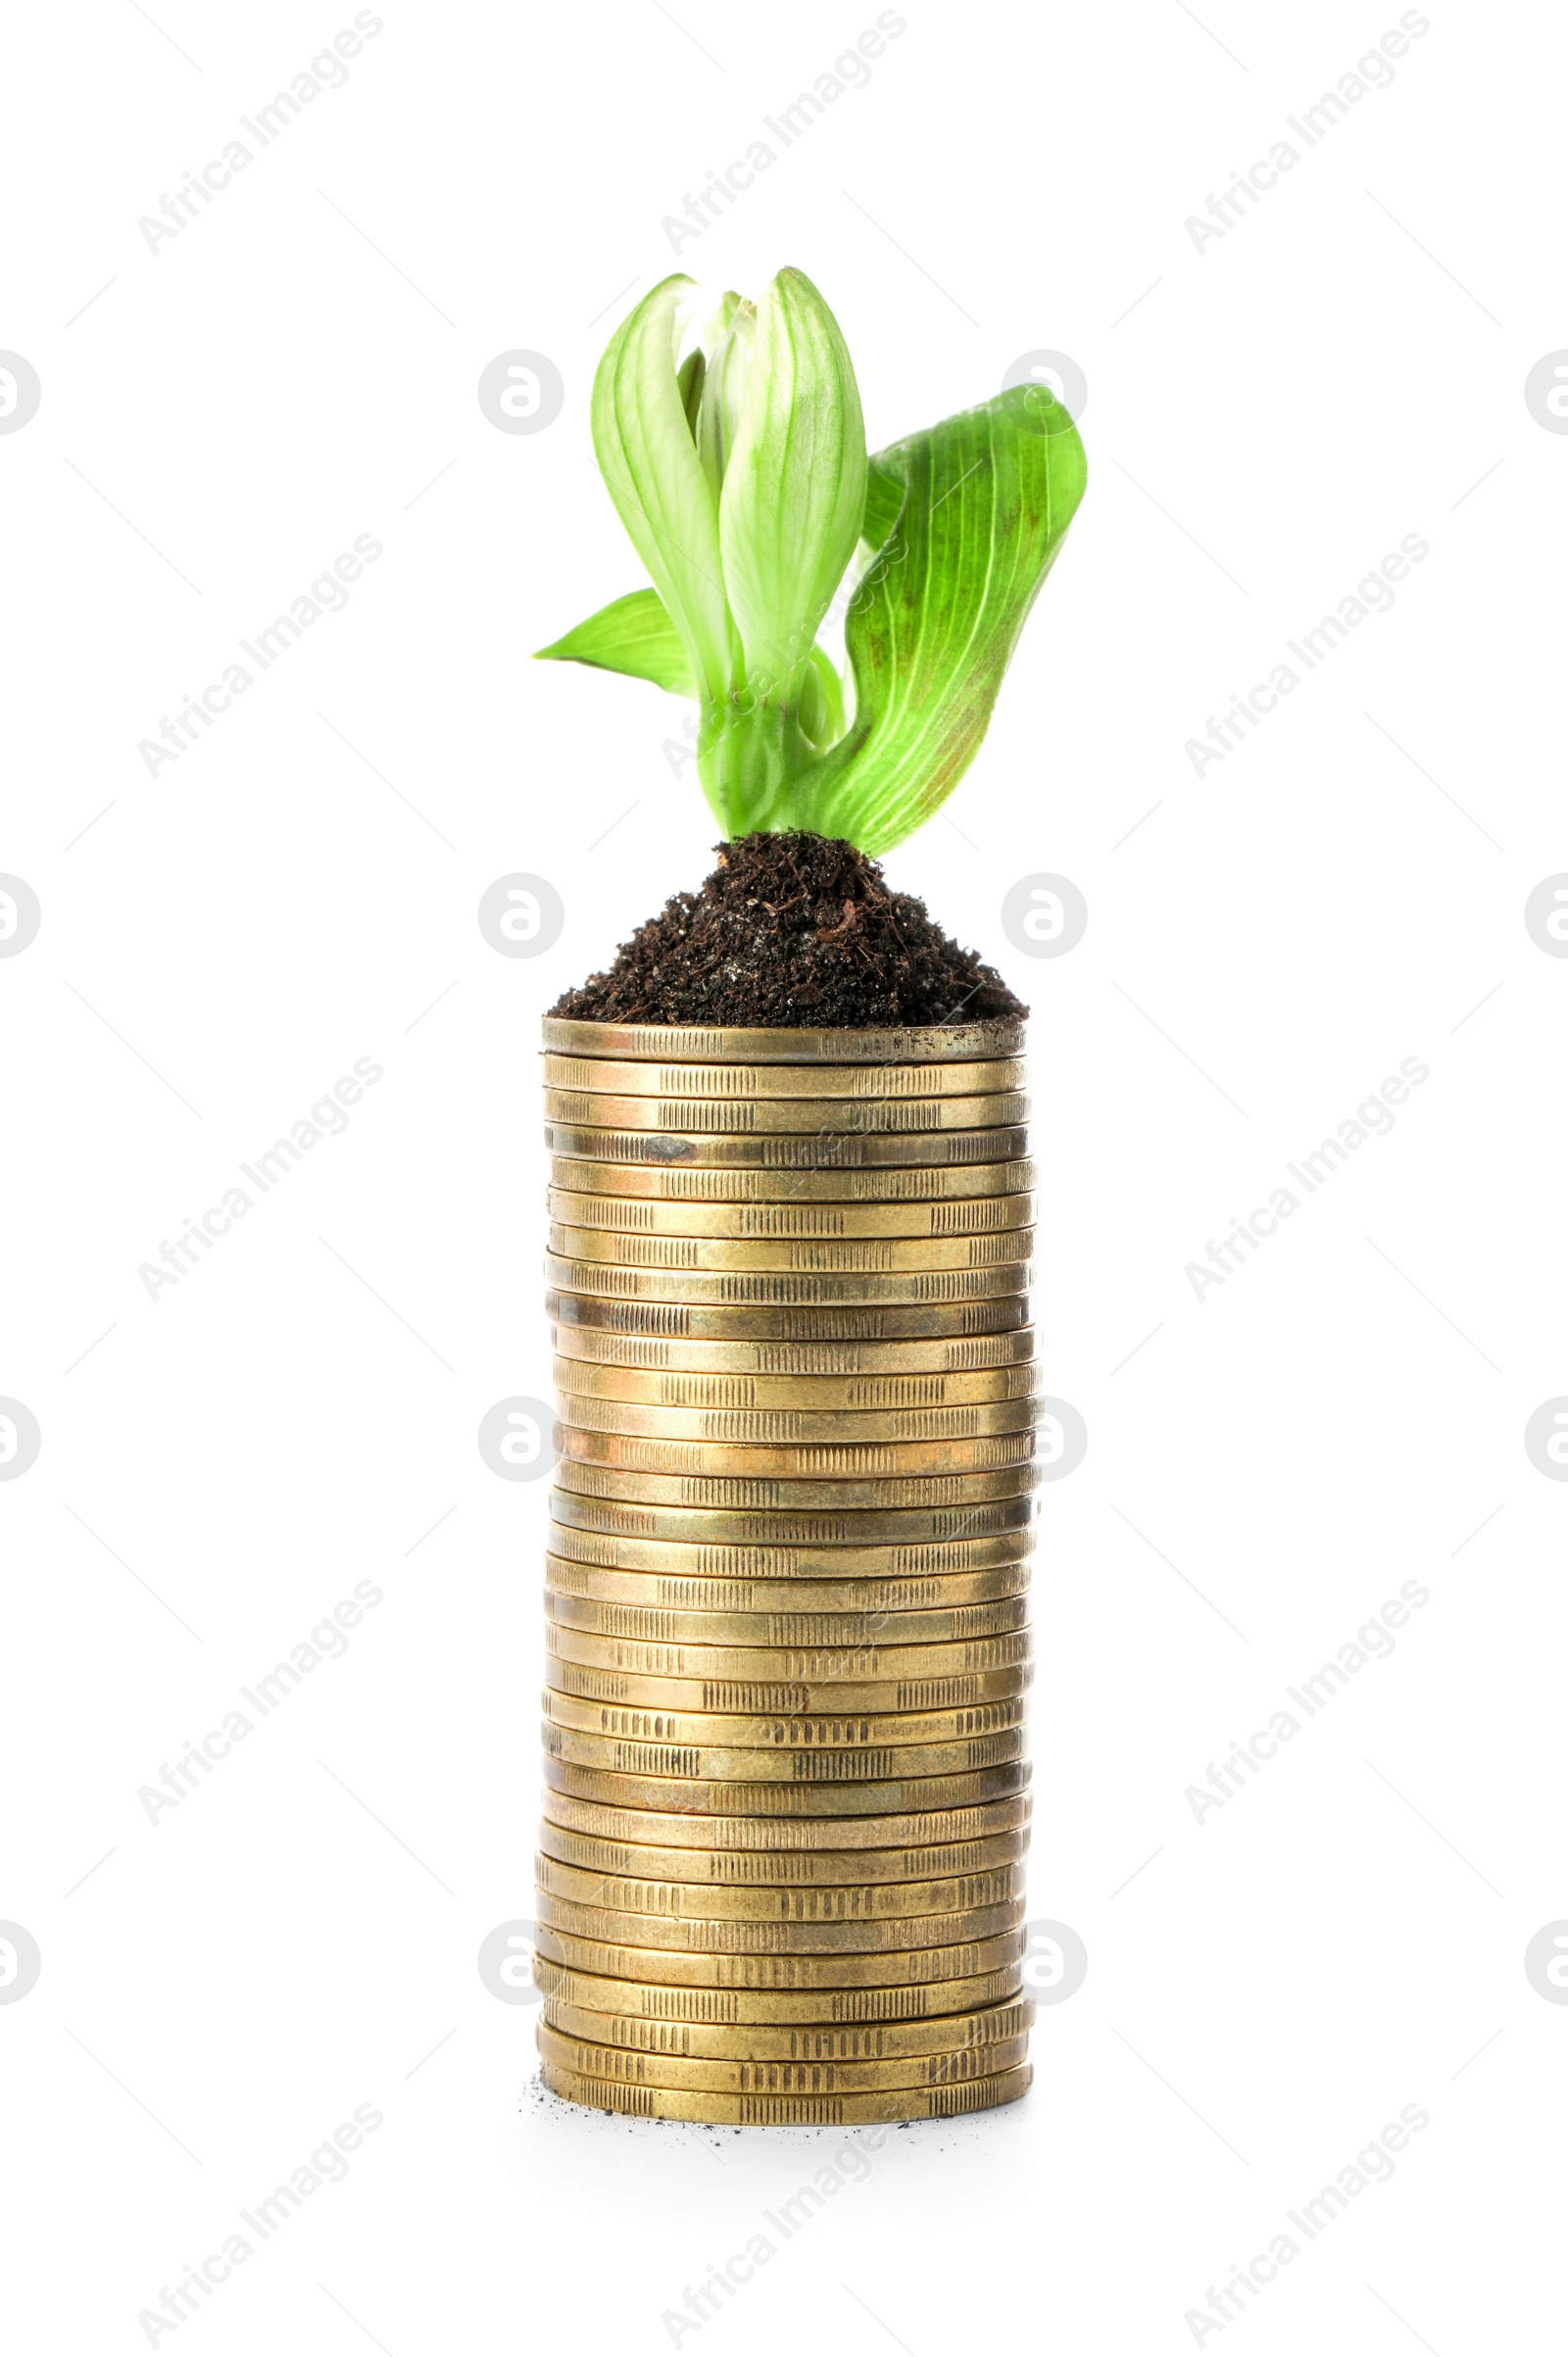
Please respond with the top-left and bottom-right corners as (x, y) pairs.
(699, 695), (818, 837)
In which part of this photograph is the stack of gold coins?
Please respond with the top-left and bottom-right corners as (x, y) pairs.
(535, 1016), (1037, 2124)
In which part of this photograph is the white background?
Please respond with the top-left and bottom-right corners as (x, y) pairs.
(3, 1), (1565, 2349)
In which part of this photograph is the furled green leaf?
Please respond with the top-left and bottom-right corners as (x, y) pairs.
(695, 291), (754, 505)
(534, 589), (695, 696)
(590, 275), (736, 701)
(718, 269), (865, 706)
(675, 348), (706, 436)
(800, 384), (1087, 854)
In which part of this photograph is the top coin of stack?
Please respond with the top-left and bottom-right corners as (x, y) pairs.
(538, 1015), (1037, 2125)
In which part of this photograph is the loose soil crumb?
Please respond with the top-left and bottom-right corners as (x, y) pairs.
(551, 833), (1027, 1029)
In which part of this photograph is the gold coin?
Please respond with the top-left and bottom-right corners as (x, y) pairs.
(541, 1682), (1030, 1742)
(545, 1522), (1035, 1579)
(556, 1423), (1032, 1480)
(535, 1853), (1024, 1922)
(556, 1388), (1038, 1438)
(536, 2019), (1030, 2093)
(543, 1124), (1032, 1170)
(543, 1089), (1030, 1135)
(539, 1990), (1034, 2057)
(545, 1587), (1034, 1639)
(546, 1542), (1035, 1599)
(545, 1255), (1029, 1307)
(555, 1398), (1037, 1450)
(544, 1527), (1032, 1584)
(549, 1156), (1036, 1203)
(548, 1290), (1028, 1340)
(544, 1581), (1032, 1640)
(551, 1458), (1039, 1505)
(548, 1192), (1036, 1241)
(535, 1782), (1028, 1857)
(558, 1427), (1041, 1483)
(546, 1622), (1032, 1682)
(532, 1953), (1024, 2022)
(542, 1054), (1027, 1100)
(535, 1891), (1026, 1953)
(547, 1491), (1037, 1544)
(545, 1667), (1032, 1723)
(551, 1356), (1039, 1406)
(549, 1223), (1032, 1271)
(541, 1724), (1027, 1781)
(545, 1670), (1032, 1720)
(536, 1821), (1030, 1887)
(543, 1758), (1030, 1817)
(534, 1922), (1025, 1987)
(540, 1017), (1028, 1064)
(538, 2018), (1029, 2089)
(544, 1593), (1032, 1649)
(538, 2055), (1032, 2122)
(549, 1329), (1037, 1376)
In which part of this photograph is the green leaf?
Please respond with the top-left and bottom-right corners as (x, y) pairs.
(534, 589), (695, 696)
(800, 383), (1087, 855)
(858, 461), (905, 563)
(718, 269), (866, 706)
(591, 275), (736, 702)
(536, 592), (847, 734)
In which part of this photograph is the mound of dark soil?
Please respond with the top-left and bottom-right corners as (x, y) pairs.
(550, 833), (1027, 1029)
